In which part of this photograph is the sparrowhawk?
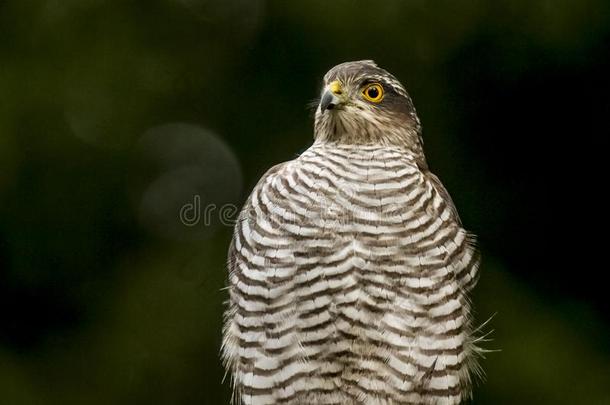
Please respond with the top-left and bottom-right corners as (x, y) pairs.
(222, 60), (482, 404)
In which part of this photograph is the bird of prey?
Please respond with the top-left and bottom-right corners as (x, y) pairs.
(222, 60), (482, 405)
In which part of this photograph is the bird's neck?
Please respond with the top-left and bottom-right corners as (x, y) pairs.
(313, 113), (427, 168)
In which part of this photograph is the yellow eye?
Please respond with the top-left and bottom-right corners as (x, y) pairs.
(362, 83), (384, 103)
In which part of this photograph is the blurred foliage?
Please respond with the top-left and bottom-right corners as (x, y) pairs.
(1, 0), (609, 404)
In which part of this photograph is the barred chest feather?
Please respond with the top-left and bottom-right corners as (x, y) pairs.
(222, 142), (481, 405)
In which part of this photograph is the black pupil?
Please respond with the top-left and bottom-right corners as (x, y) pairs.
(367, 86), (379, 98)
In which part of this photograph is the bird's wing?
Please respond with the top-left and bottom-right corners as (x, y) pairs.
(427, 171), (480, 295)
(222, 161), (302, 398)
(225, 161), (289, 280)
(426, 171), (462, 225)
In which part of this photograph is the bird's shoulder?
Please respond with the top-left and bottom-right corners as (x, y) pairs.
(424, 170), (462, 225)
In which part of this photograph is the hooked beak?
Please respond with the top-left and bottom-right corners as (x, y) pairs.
(320, 80), (343, 111)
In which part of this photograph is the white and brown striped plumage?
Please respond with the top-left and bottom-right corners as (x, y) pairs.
(222, 60), (482, 404)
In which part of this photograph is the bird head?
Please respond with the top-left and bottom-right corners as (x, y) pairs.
(314, 60), (422, 151)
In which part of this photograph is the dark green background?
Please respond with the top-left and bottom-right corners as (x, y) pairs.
(1, 1), (609, 404)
